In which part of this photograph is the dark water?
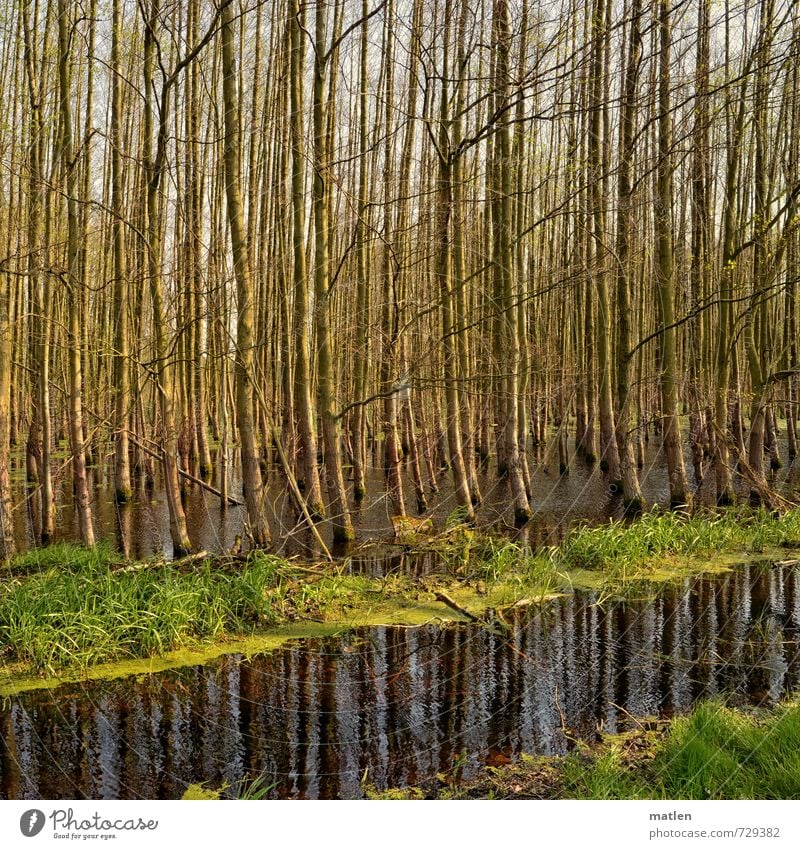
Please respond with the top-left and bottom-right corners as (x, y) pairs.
(2, 562), (799, 799)
(11, 435), (800, 561)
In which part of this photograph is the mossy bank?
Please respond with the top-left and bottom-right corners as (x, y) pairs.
(2, 507), (800, 692)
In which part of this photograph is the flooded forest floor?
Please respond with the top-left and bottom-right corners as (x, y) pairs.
(3, 507), (800, 799)
(3, 506), (800, 685)
(367, 698), (800, 799)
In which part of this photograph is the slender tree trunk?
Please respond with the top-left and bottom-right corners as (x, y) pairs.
(58, 0), (95, 546)
(379, 0), (406, 517)
(589, 0), (621, 486)
(288, 0), (324, 518)
(351, 0), (371, 503)
(312, 0), (354, 543)
(614, 0), (645, 511)
(141, 0), (192, 556)
(111, 0), (132, 503)
(221, 0), (270, 545)
(493, 0), (530, 524)
(655, 0), (690, 507)
(0, 268), (13, 557)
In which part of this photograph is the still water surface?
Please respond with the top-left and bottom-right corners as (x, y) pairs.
(2, 561), (798, 799)
(10, 438), (800, 559)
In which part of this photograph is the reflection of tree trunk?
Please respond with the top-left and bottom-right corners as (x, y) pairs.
(221, 0), (270, 545)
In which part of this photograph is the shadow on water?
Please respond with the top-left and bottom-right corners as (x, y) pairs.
(1, 561), (799, 799)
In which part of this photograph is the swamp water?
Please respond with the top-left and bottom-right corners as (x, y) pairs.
(1, 561), (799, 799)
(12, 432), (800, 559)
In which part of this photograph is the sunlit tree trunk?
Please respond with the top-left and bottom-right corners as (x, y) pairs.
(492, 0), (530, 524)
(111, 0), (132, 503)
(0, 268), (13, 558)
(221, 0), (270, 545)
(614, 0), (645, 511)
(435, 0), (474, 521)
(654, 0), (690, 507)
(589, 0), (621, 486)
(57, 0), (95, 546)
(140, 0), (195, 556)
(688, 0), (710, 486)
(22, 0), (53, 543)
(351, 0), (371, 503)
(312, 0), (354, 542)
(288, 0), (324, 519)
(378, 0), (406, 517)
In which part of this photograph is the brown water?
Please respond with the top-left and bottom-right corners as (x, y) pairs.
(2, 561), (799, 799)
(11, 437), (800, 560)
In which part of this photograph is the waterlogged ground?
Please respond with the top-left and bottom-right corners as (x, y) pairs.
(1, 561), (799, 799)
(9, 434), (800, 558)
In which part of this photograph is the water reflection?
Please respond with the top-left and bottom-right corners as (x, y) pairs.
(10, 432), (800, 559)
(1, 562), (799, 799)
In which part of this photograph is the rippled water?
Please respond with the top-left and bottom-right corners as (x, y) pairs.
(2, 561), (799, 799)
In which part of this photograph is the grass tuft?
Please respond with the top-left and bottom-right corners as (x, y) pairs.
(435, 507), (800, 598)
(0, 546), (283, 673)
(562, 699), (800, 799)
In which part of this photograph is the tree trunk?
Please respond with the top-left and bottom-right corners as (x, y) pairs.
(312, 0), (354, 543)
(58, 0), (95, 547)
(221, 0), (270, 545)
(655, 0), (690, 507)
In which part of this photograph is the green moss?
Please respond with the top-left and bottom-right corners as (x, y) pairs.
(363, 785), (425, 800)
(181, 784), (223, 800)
(3, 507), (800, 689)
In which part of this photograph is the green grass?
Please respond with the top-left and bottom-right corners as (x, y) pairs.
(2, 541), (124, 576)
(0, 544), (284, 673)
(556, 507), (800, 571)
(434, 507), (800, 597)
(3, 506), (800, 677)
(562, 699), (800, 799)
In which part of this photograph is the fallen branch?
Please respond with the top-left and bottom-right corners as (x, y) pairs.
(127, 433), (245, 506)
(434, 591), (481, 622)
